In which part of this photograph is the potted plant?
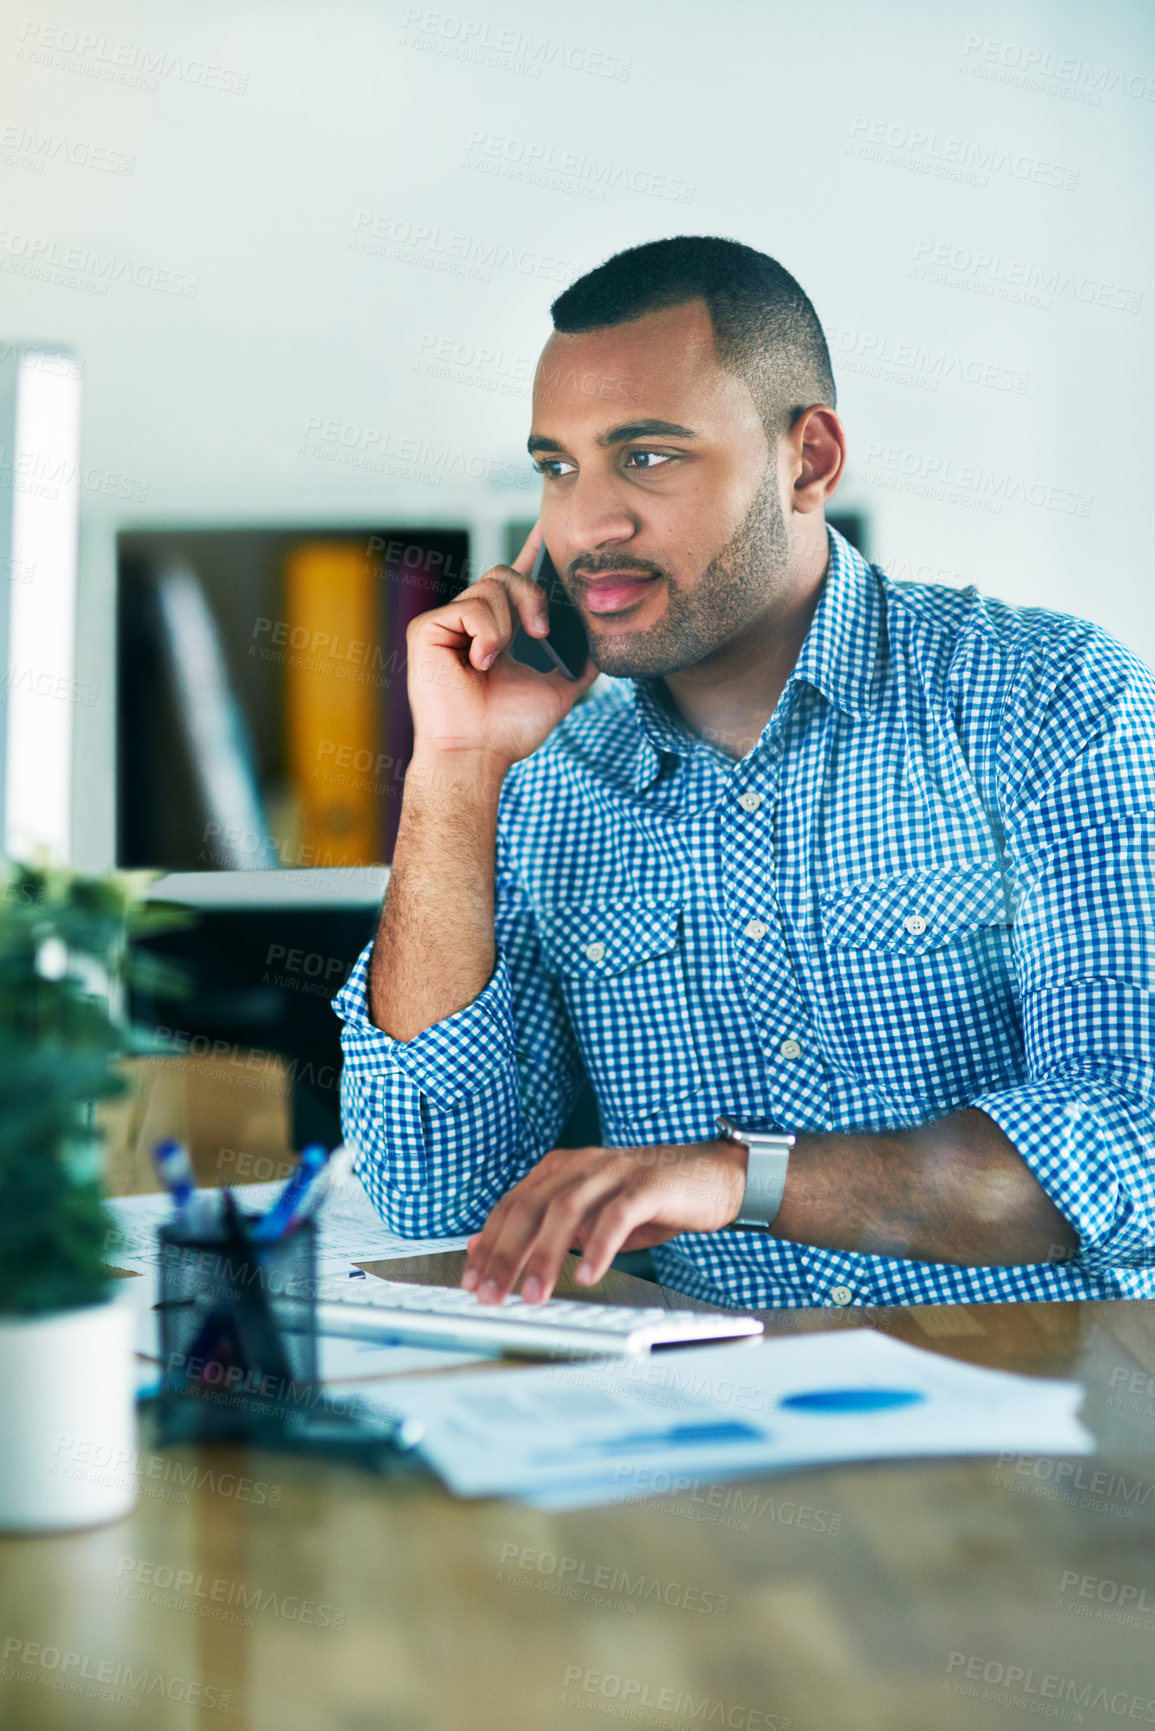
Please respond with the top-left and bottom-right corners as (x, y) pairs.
(0, 862), (183, 1531)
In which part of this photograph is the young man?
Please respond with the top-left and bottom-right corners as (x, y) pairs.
(334, 236), (1155, 1310)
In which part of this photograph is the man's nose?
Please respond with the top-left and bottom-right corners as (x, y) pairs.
(557, 473), (639, 559)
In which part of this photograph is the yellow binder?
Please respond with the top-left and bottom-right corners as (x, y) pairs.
(284, 541), (382, 866)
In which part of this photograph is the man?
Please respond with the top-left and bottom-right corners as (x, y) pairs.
(334, 236), (1155, 1310)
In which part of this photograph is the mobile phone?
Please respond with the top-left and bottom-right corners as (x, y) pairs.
(510, 540), (590, 681)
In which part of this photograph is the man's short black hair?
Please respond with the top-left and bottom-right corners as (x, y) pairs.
(549, 236), (835, 438)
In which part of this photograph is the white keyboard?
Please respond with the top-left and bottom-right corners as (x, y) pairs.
(313, 1273), (764, 1359)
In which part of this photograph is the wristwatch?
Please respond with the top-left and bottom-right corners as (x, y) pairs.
(715, 1115), (795, 1231)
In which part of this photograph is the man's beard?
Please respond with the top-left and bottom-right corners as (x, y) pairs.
(572, 467), (790, 680)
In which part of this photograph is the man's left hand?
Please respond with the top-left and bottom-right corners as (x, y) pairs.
(461, 1139), (747, 1304)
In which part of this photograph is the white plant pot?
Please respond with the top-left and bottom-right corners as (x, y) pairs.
(0, 1289), (138, 1532)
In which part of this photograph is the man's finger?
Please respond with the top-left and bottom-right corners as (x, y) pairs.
(461, 1193), (519, 1289)
(572, 1189), (661, 1287)
(426, 589), (514, 670)
(510, 519), (543, 577)
(503, 568), (551, 639)
(471, 1168), (617, 1303)
(469, 1195), (553, 1303)
(467, 576), (513, 645)
(518, 1187), (631, 1303)
(461, 1149), (574, 1290)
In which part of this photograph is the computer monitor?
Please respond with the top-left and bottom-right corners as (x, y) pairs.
(0, 343), (82, 865)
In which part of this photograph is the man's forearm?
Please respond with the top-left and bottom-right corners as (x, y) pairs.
(457, 1108), (1081, 1303)
(768, 1108), (1078, 1265)
(369, 749), (508, 1040)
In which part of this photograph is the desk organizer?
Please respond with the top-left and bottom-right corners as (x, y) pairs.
(156, 1210), (318, 1444)
(154, 1206), (426, 1470)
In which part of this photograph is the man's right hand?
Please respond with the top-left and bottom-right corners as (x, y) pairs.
(405, 522), (598, 772)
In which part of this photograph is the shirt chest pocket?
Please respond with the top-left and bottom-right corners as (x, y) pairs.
(821, 860), (1011, 954)
(535, 897), (704, 1126)
(817, 861), (1021, 1108)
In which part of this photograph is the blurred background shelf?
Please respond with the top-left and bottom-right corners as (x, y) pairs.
(117, 521), (470, 871)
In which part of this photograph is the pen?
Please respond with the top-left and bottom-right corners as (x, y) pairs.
(152, 1139), (195, 1225)
(250, 1143), (328, 1243)
(295, 1141), (356, 1223)
(220, 1189), (295, 1387)
(179, 1189), (296, 1392)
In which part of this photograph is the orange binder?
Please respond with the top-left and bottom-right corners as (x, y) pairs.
(284, 540), (382, 866)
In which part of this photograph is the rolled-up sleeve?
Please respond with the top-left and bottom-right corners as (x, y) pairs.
(972, 623), (1155, 1274)
(332, 769), (587, 1236)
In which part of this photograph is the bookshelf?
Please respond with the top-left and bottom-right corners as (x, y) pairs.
(115, 515), (488, 1151)
(116, 522), (472, 873)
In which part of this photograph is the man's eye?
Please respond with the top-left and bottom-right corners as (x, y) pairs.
(532, 458), (576, 479)
(625, 450), (672, 470)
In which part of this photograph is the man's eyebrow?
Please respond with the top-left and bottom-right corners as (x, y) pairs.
(527, 419), (700, 456)
(599, 419), (699, 445)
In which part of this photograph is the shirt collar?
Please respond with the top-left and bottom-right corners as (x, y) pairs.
(624, 524), (883, 793)
(788, 523), (884, 720)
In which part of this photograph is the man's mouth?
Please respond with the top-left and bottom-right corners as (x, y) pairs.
(576, 571), (660, 616)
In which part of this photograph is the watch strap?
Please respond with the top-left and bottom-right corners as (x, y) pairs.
(716, 1115), (795, 1231)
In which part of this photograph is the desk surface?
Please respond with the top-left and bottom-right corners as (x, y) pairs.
(3, 1056), (1155, 1731)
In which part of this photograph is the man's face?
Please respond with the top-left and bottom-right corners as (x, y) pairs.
(528, 299), (791, 679)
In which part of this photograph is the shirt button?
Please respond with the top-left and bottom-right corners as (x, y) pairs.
(779, 1038), (802, 1060)
(744, 919), (768, 940)
(903, 914), (927, 935)
(828, 1284), (854, 1306)
(737, 790), (763, 812)
(584, 941), (606, 962)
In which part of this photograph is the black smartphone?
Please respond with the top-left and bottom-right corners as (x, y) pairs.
(509, 541), (590, 681)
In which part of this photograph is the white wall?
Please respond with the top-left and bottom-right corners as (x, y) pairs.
(0, 0), (1151, 863)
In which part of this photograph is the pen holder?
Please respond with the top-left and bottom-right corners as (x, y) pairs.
(156, 1213), (319, 1445)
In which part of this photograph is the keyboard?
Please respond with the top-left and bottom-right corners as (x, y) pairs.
(313, 1273), (764, 1359)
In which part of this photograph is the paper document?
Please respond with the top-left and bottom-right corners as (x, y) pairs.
(354, 1329), (1091, 1506)
(105, 1181), (470, 1278)
(318, 1335), (493, 1382)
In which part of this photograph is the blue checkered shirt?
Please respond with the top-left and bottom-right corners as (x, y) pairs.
(334, 526), (1155, 1307)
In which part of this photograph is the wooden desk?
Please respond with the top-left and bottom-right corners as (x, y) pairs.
(3, 1058), (1155, 1730)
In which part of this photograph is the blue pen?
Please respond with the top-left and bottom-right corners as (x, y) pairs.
(250, 1144), (328, 1243)
(295, 1142), (356, 1221)
(152, 1139), (195, 1224)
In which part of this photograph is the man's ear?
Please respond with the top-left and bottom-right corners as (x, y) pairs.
(788, 406), (846, 514)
